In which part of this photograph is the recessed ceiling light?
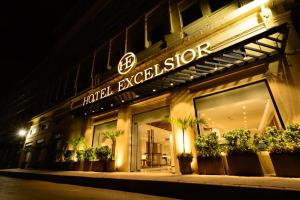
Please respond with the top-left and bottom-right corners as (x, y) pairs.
(110, 104), (114, 107)
(92, 110), (95, 113)
(101, 107), (103, 110)
(153, 89), (156, 92)
(190, 75), (194, 79)
(170, 83), (174, 86)
(136, 95), (139, 98)
(121, 100), (125, 103)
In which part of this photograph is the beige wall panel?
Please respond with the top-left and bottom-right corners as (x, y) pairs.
(116, 106), (132, 171)
(170, 89), (198, 173)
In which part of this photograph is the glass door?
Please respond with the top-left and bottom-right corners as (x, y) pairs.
(131, 107), (173, 172)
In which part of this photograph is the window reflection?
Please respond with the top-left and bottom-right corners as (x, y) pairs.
(93, 120), (117, 148)
(195, 82), (281, 137)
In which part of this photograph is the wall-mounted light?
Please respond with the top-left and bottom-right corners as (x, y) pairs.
(260, 4), (272, 19)
(18, 129), (27, 137)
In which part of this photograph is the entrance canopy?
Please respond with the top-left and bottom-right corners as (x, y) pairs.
(74, 24), (288, 116)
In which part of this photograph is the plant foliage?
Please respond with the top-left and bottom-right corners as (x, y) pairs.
(195, 132), (222, 157)
(264, 124), (300, 153)
(171, 116), (206, 153)
(223, 129), (256, 154)
(177, 153), (193, 162)
(102, 130), (124, 160)
(84, 148), (96, 161)
(95, 146), (112, 161)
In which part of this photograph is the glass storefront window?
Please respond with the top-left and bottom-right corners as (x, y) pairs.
(194, 82), (282, 137)
(92, 120), (117, 148)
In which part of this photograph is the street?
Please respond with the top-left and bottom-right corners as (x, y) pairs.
(0, 176), (177, 200)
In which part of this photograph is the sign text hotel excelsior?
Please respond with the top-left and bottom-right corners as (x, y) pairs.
(82, 42), (212, 106)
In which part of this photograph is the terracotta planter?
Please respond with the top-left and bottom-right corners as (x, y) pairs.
(105, 160), (115, 172)
(84, 161), (93, 171)
(270, 152), (300, 177)
(227, 153), (263, 176)
(92, 161), (106, 172)
(178, 159), (193, 174)
(197, 156), (225, 175)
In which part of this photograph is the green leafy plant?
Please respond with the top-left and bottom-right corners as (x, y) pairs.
(195, 132), (222, 157)
(253, 133), (268, 151)
(177, 153), (193, 162)
(102, 130), (124, 160)
(95, 146), (112, 161)
(84, 147), (96, 161)
(67, 137), (86, 161)
(264, 124), (300, 153)
(63, 150), (73, 162)
(76, 150), (84, 161)
(171, 116), (206, 154)
(223, 129), (256, 154)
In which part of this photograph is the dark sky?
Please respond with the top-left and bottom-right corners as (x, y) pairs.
(0, 0), (77, 96)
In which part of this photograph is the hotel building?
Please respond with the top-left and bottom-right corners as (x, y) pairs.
(18, 0), (300, 174)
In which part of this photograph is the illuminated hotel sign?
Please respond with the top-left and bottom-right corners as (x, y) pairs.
(82, 42), (212, 106)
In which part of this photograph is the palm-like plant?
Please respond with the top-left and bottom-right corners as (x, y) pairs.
(171, 116), (206, 154)
(67, 137), (86, 160)
(102, 130), (124, 160)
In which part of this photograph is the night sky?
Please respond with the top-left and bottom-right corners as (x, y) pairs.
(0, 0), (77, 96)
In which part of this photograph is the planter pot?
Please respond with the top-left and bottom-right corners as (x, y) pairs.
(270, 152), (300, 177)
(105, 160), (115, 172)
(84, 161), (93, 171)
(178, 159), (193, 174)
(72, 161), (84, 171)
(92, 161), (105, 172)
(227, 153), (263, 176)
(197, 156), (225, 175)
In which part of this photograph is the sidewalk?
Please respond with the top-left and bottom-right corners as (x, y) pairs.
(1, 169), (300, 199)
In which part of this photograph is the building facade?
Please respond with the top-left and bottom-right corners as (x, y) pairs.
(19, 0), (300, 174)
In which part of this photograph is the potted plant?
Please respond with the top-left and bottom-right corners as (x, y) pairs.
(171, 116), (205, 174)
(83, 147), (95, 171)
(93, 146), (111, 172)
(265, 124), (300, 177)
(223, 129), (263, 176)
(62, 149), (73, 170)
(67, 137), (85, 171)
(195, 132), (225, 175)
(102, 130), (124, 172)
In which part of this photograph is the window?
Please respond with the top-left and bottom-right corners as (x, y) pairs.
(147, 3), (170, 46)
(92, 120), (117, 148)
(77, 55), (93, 92)
(94, 43), (109, 74)
(127, 18), (145, 54)
(194, 82), (282, 137)
(208, 0), (234, 13)
(109, 31), (125, 70)
(181, 1), (203, 27)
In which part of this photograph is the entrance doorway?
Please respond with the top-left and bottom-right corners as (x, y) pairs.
(131, 107), (173, 173)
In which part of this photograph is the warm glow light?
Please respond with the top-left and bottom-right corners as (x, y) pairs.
(176, 128), (191, 153)
(18, 129), (27, 137)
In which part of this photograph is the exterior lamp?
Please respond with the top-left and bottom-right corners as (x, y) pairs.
(18, 129), (27, 137)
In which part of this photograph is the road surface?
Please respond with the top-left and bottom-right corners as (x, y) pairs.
(0, 176), (177, 200)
